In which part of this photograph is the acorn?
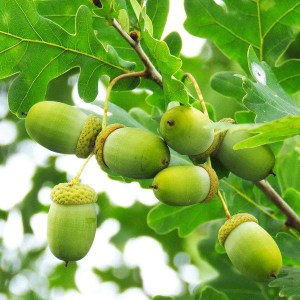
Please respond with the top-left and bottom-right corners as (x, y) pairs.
(159, 106), (215, 156)
(47, 181), (97, 263)
(218, 213), (282, 282)
(215, 129), (275, 181)
(25, 101), (102, 158)
(95, 124), (170, 179)
(151, 164), (218, 206)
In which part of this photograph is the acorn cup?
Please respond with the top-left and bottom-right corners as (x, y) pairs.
(215, 129), (275, 181)
(47, 182), (97, 264)
(95, 124), (170, 179)
(25, 101), (102, 158)
(151, 164), (218, 206)
(159, 105), (215, 157)
(218, 213), (282, 282)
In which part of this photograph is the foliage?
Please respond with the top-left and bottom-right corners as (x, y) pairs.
(0, 0), (300, 299)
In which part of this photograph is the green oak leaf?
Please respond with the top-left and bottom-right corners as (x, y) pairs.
(276, 136), (300, 192)
(164, 32), (182, 57)
(234, 111), (256, 124)
(147, 198), (224, 237)
(276, 232), (300, 263)
(48, 262), (78, 290)
(152, 296), (175, 300)
(269, 266), (300, 298)
(233, 116), (300, 149)
(35, 0), (144, 70)
(210, 72), (245, 101)
(195, 285), (228, 300)
(0, 1), (135, 117)
(243, 47), (300, 122)
(184, 0), (300, 70)
(146, 0), (169, 39)
(274, 59), (300, 95)
(140, 19), (188, 108)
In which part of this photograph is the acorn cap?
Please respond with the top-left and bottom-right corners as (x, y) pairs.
(190, 132), (221, 163)
(51, 182), (97, 205)
(75, 115), (102, 158)
(218, 213), (258, 246)
(94, 123), (125, 169)
(199, 164), (219, 202)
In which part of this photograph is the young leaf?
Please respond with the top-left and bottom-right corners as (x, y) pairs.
(164, 32), (182, 57)
(0, 1), (135, 117)
(210, 72), (245, 101)
(142, 30), (189, 108)
(146, 0), (169, 39)
(184, 0), (299, 70)
(233, 116), (300, 149)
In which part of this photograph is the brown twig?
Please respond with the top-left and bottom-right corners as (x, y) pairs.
(111, 19), (163, 87)
(255, 180), (300, 232)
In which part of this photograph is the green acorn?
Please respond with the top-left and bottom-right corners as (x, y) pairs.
(47, 182), (97, 263)
(159, 106), (215, 156)
(95, 124), (170, 179)
(218, 213), (282, 282)
(25, 101), (101, 158)
(215, 129), (275, 181)
(151, 164), (218, 206)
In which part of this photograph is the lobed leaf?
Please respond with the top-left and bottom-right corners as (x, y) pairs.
(184, 0), (300, 70)
(146, 0), (169, 39)
(269, 266), (300, 298)
(210, 72), (245, 102)
(0, 0), (135, 117)
(243, 47), (300, 123)
(233, 116), (300, 149)
(147, 198), (224, 237)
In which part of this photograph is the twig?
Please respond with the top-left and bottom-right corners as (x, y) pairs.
(111, 19), (163, 87)
(255, 180), (300, 232)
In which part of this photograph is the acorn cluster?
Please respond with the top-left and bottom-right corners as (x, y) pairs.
(25, 101), (281, 281)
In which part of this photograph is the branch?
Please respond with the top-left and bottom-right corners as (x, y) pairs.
(255, 180), (300, 232)
(111, 19), (163, 87)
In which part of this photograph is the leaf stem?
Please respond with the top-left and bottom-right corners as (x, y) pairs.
(102, 71), (147, 129)
(184, 73), (208, 117)
(255, 180), (300, 232)
(217, 190), (231, 219)
(111, 19), (163, 87)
